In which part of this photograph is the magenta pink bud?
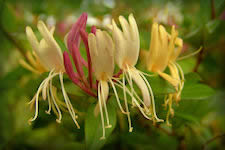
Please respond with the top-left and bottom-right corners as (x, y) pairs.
(67, 13), (88, 51)
(63, 51), (97, 97)
(67, 13), (88, 69)
(63, 51), (80, 84)
(80, 29), (93, 88)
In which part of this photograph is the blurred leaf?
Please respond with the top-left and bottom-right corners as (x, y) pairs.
(181, 83), (214, 100)
(0, 67), (28, 90)
(145, 73), (176, 95)
(206, 20), (220, 34)
(184, 72), (202, 83)
(0, 3), (18, 32)
(85, 98), (117, 150)
(175, 112), (199, 125)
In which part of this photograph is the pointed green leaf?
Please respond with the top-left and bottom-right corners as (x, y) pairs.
(85, 98), (117, 150)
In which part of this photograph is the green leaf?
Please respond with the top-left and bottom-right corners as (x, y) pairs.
(85, 98), (117, 150)
(184, 72), (202, 83)
(145, 74), (176, 95)
(175, 112), (199, 125)
(181, 83), (214, 100)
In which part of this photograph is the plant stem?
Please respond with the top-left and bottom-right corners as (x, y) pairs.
(202, 133), (225, 150)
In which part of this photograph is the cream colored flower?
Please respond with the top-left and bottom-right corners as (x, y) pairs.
(111, 14), (163, 132)
(25, 21), (80, 128)
(88, 29), (115, 139)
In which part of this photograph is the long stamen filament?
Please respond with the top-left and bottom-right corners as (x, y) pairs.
(113, 82), (152, 120)
(112, 77), (146, 107)
(98, 83), (105, 140)
(177, 47), (202, 61)
(175, 63), (185, 101)
(59, 73), (80, 129)
(28, 71), (58, 123)
(100, 81), (111, 128)
(126, 66), (136, 108)
(109, 79), (126, 114)
(42, 69), (55, 100)
(123, 73), (133, 132)
(50, 79), (62, 123)
(139, 72), (164, 122)
(45, 84), (52, 114)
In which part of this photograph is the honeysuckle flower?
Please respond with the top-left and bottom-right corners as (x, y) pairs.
(111, 14), (163, 131)
(63, 13), (97, 97)
(143, 22), (184, 125)
(88, 29), (115, 139)
(26, 20), (80, 128)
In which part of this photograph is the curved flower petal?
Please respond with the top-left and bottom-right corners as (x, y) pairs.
(112, 14), (140, 68)
(88, 29), (115, 81)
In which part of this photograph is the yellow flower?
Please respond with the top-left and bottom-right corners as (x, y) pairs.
(19, 51), (47, 74)
(143, 22), (184, 125)
(25, 21), (80, 128)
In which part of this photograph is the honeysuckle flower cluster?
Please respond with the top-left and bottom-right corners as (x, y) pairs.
(21, 12), (200, 139)
(141, 22), (184, 126)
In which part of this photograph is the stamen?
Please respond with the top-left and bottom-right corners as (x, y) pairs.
(59, 73), (80, 129)
(52, 86), (68, 112)
(126, 66), (135, 107)
(137, 70), (156, 78)
(138, 72), (164, 122)
(112, 77), (147, 109)
(50, 79), (62, 123)
(177, 47), (202, 61)
(49, 96), (58, 117)
(109, 79), (126, 114)
(122, 73), (133, 132)
(163, 95), (168, 109)
(113, 81), (152, 120)
(28, 78), (46, 123)
(29, 71), (59, 123)
(97, 82), (106, 140)
(100, 81), (112, 128)
(45, 84), (52, 114)
(175, 63), (185, 102)
(42, 69), (55, 100)
(166, 94), (173, 126)
(157, 71), (179, 88)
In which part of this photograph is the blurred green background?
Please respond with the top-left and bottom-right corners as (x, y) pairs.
(0, 0), (225, 149)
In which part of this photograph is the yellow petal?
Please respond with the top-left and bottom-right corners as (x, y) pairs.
(158, 71), (179, 89)
(37, 21), (64, 71)
(147, 23), (160, 71)
(26, 26), (40, 55)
